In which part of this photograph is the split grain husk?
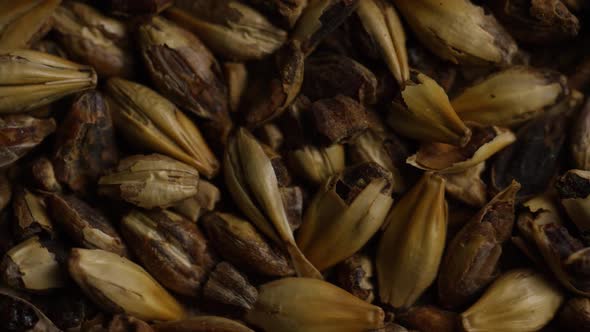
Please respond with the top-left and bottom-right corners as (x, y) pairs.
(53, 90), (118, 195)
(292, 0), (360, 55)
(138, 16), (232, 143)
(335, 254), (375, 303)
(224, 128), (321, 279)
(297, 162), (394, 271)
(407, 125), (516, 174)
(302, 54), (378, 105)
(43, 192), (127, 256)
(0, 115), (56, 168)
(0, 236), (65, 292)
(52, 1), (135, 78)
(516, 196), (590, 295)
(556, 169), (590, 241)
(12, 186), (53, 240)
(387, 71), (471, 147)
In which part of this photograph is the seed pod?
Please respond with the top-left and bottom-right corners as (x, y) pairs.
(0, 0), (60, 49)
(244, 39), (305, 127)
(491, 112), (569, 201)
(29, 157), (62, 193)
(44, 192), (127, 256)
(397, 306), (458, 332)
(68, 248), (186, 321)
(52, 2), (135, 78)
(441, 163), (487, 207)
(121, 209), (216, 296)
(377, 172), (447, 309)
(0, 49), (97, 114)
(451, 67), (568, 126)
(202, 212), (294, 277)
(224, 62), (248, 113)
(298, 162), (394, 271)
(12, 186), (53, 240)
(516, 196), (590, 295)
(0, 115), (56, 168)
(558, 297), (590, 332)
(0, 288), (61, 332)
(288, 144), (345, 185)
(438, 181), (520, 309)
(309, 95), (369, 145)
(53, 91), (118, 195)
(105, 77), (219, 178)
(98, 154), (200, 209)
(172, 179), (220, 222)
(393, 0), (518, 66)
(490, 0), (580, 45)
(292, 0), (360, 55)
(556, 169), (590, 241)
(244, 0), (306, 28)
(203, 262), (258, 312)
(168, 0), (287, 61)
(302, 54), (378, 105)
(109, 0), (173, 16)
(335, 254), (375, 303)
(407, 125), (516, 174)
(1, 236), (66, 292)
(154, 315), (254, 332)
(461, 269), (563, 332)
(224, 128), (321, 278)
(246, 277), (385, 332)
(357, 0), (409, 84)
(571, 99), (590, 170)
(138, 16), (232, 144)
(387, 71), (471, 147)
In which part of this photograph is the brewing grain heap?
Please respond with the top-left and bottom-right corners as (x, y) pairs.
(0, 0), (589, 331)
